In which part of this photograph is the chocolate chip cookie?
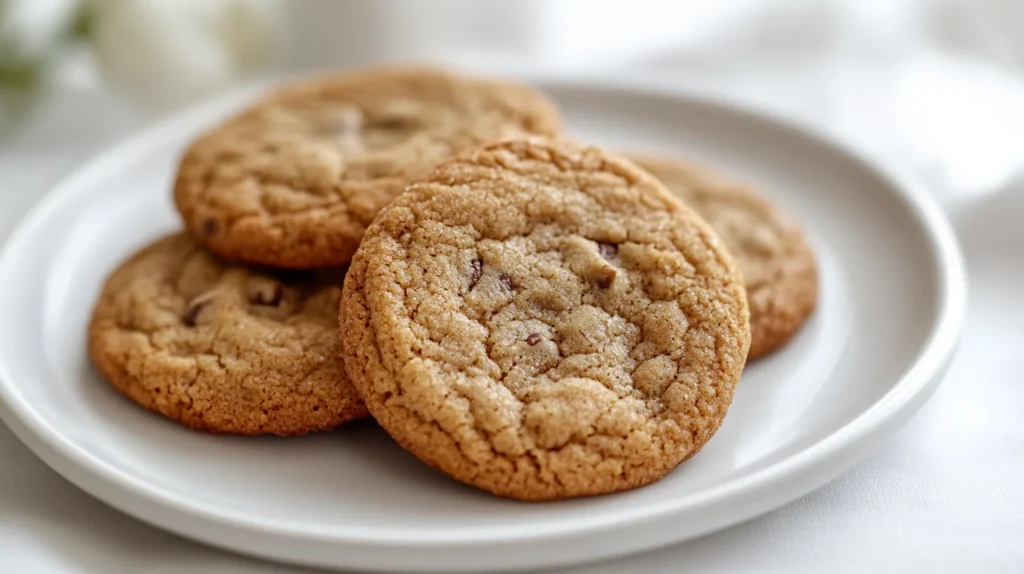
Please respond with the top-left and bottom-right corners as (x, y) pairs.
(88, 233), (366, 436)
(174, 67), (563, 269)
(341, 138), (750, 500)
(630, 156), (818, 359)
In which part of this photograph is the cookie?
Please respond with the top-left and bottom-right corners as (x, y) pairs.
(174, 66), (563, 269)
(629, 156), (818, 359)
(341, 138), (750, 500)
(88, 233), (366, 436)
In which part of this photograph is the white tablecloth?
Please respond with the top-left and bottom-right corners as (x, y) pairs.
(3, 37), (1024, 574)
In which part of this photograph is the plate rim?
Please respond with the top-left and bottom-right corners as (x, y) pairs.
(0, 75), (967, 553)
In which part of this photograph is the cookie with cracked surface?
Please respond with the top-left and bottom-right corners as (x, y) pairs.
(341, 138), (751, 500)
(88, 233), (367, 436)
(629, 156), (818, 360)
(174, 66), (563, 269)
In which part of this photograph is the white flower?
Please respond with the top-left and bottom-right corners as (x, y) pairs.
(86, 0), (283, 111)
(0, 0), (79, 67)
(1, 0), (79, 137)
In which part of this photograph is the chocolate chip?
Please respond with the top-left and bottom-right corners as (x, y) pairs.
(594, 266), (617, 289)
(183, 293), (215, 326)
(500, 274), (516, 292)
(276, 269), (317, 284)
(372, 116), (411, 130)
(598, 242), (618, 259)
(526, 333), (543, 346)
(468, 259), (483, 289)
(249, 281), (283, 306)
(201, 218), (219, 236)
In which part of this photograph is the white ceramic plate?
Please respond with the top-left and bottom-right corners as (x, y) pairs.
(0, 78), (965, 573)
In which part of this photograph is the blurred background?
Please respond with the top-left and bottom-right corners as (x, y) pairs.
(3, 0), (1024, 206)
(2, 3), (1023, 572)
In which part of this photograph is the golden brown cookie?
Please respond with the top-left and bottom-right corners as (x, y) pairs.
(174, 67), (563, 269)
(88, 233), (366, 436)
(630, 156), (818, 360)
(341, 138), (750, 500)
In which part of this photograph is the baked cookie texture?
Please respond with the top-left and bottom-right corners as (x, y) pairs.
(174, 67), (563, 269)
(630, 156), (818, 359)
(341, 137), (751, 500)
(88, 233), (366, 436)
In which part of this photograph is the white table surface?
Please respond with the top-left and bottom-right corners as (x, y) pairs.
(2, 62), (1023, 573)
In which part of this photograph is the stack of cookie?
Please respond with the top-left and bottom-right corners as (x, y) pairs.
(88, 67), (817, 501)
